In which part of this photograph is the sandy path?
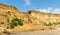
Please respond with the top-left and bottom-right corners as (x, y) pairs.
(1, 30), (60, 35)
(15, 30), (60, 35)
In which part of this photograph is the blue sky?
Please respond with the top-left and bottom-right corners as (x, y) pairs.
(0, 0), (60, 13)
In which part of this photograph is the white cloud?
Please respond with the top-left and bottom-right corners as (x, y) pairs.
(25, 0), (31, 5)
(36, 7), (60, 14)
(52, 9), (60, 14)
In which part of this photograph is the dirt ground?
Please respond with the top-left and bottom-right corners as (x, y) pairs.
(1, 30), (60, 35)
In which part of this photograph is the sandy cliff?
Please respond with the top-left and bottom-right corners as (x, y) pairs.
(0, 3), (60, 33)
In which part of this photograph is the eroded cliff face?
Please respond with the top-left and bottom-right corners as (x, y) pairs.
(0, 3), (60, 33)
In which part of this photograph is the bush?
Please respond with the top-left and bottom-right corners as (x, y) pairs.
(10, 18), (23, 29)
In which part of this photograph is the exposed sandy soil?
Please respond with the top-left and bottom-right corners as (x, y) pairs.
(0, 3), (60, 35)
(0, 30), (60, 35)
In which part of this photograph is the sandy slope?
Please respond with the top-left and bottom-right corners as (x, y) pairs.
(0, 3), (60, 34)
